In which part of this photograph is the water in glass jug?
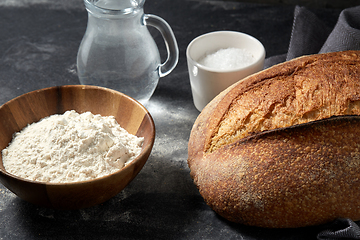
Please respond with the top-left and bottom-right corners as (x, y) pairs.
(77, 0), (179, 104)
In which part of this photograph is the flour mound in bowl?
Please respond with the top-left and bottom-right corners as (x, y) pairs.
(2, 110), (144, 183)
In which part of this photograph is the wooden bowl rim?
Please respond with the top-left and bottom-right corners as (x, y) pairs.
(0, 85), (155, 186)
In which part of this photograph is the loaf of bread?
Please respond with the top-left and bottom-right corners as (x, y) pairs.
(187, 50), (360, 228)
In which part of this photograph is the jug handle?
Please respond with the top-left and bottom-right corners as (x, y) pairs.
(143, 14), (179, 78)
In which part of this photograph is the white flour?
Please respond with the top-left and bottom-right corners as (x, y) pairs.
(2, 110), (144, 183)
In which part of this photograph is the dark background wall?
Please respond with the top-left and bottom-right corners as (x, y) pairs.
(210, 0), (359, 8)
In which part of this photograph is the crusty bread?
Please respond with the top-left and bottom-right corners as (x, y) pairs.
(187, 50), (360, 228)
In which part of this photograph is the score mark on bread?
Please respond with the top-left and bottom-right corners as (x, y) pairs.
(206, 51), (360, 153)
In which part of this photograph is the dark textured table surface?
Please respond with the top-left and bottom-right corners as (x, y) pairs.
(0, 0), (344, 239)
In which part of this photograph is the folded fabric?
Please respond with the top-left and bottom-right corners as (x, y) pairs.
(318, 218), (360, 240)
(286, 5), (331, 61)
(264, 5), (360, 68)
(263, 5), (360, 239)
(320, 6), (360, 53)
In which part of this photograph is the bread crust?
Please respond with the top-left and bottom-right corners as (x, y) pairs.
(187, 51), (360, 228)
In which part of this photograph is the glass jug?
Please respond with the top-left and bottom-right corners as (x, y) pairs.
(77, 0), (179, 103)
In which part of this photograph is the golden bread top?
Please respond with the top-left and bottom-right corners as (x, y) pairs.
(207, 51), (360, 153)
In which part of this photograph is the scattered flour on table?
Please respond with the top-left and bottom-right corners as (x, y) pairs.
(198, 47), (255, 70)
(2, 110), (144, 183)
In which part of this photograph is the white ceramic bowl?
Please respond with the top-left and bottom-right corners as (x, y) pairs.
(186, 31), (266, 111)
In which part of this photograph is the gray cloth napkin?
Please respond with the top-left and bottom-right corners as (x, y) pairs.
(264, 5), (360, 68)
(263, 5), (360, 239)
(317, 218), (360, 240)
(318, 219), (360, 240)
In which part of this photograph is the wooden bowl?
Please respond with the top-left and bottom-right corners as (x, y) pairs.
(0, 85), (155, 209)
